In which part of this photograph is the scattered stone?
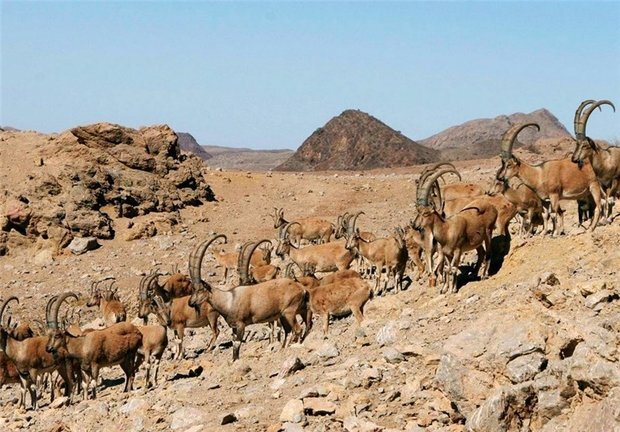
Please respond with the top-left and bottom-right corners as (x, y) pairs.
(316, 342), (339, 360)
(170, 406), (206, 430)
(279, 356), (305, 378)
(221, 413), (237, 425)
(119, 398), (149, 414)
(584, 290), (618, 310)
(383, 347), (405, 364)
(280, 399), (305, 424)
(49, 396), (69, 409)
(303, 399), (336, 416)
(376, 321), (397, 346)
(67, 237), (100, 255)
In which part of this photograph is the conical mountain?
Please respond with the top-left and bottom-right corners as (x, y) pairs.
(275, 109), (439, 171)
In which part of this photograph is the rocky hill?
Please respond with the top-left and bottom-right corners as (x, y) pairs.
(177, 132), (212, 160)
(276, 110), (439, 171)
(0, 123), (215, 257)
(420, 109), (571, 161)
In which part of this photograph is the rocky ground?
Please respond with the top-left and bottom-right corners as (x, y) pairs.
(0, 129), (619, 432)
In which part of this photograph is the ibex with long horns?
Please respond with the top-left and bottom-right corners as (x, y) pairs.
(0, 296), (74, 410)
(45, 293), (142, 400)
(413, 167), (498, 294)
(571, 99), (618, 222)
(496, 122), (602, 236)
(188, 234), (308, 361)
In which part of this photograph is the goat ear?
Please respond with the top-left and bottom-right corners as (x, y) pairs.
(66, 325), (83, 338)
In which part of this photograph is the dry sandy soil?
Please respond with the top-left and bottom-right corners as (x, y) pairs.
(0, 130), (618, 432)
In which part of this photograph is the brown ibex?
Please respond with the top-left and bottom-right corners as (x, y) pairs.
(0, 296), (74, 410)
(413, 167), (498, 294)
(571, 99), (618, 222)
(273, 208), (334, 246)
(496, 122), (602, 236)
(188, 234), (308, 361)
(344, 213), (408, 295)
(46, 293), (142, 400)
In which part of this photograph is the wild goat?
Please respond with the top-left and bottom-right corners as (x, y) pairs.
(344, 214), (408, 295)
(86, 279), (127, 326)
(234, 240), (279, 284)
(46, 293), (142, 400)
(188, 234), (308, 361)
(298, 268), (371, 337)
(138, 272), (220, 359)
(272, 208), (334, 246)
(413, 167), (498, 294)
(496, 122), (602, 236)
(0, 296), (74, 410)
(403, 225), (426, 280)
(215, 240), (272, 283)
(135, 297), (169, 389)
(572, 99), (618, 222)
(488, 178), (544, 236)
(418, 162), (484, 206)
(276, 223), (355, 273)
(335, 212), (377, 276)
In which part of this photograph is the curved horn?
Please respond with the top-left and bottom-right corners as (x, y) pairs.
(574, 100), (596, 137)
(0, 296), (19, 327)
(348, 211), (365, 234)
(283, 222), (301, 239)
(284, 263), (297, 280)
(45, 295), (59, 328)
(417, 168), (460, 206)
(419, 162), (457, 186)
(499, 123), (540, 160)
(51, 292), (78, 329)
(239, 239), (271, 285)
(237, 241), (255, 285)
(577, 99), (615, 139)
(140, 273), (155, 300)
(188, 234), (227, 287)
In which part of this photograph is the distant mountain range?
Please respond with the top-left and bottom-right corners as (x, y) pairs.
(178, 107), (573, 171)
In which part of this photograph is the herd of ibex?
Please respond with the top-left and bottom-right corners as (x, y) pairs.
(0, 100), (616, 410)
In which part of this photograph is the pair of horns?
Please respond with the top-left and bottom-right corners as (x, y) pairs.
(415, 164), (461, 207)
(574, 99), (615, 139)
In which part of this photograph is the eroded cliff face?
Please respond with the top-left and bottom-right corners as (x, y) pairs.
(0, 123), (215, 255)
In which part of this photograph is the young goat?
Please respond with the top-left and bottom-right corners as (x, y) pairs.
(344, 215), (408, 295)
(136, 296), (169, 389)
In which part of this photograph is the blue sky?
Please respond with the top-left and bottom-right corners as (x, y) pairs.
(1, 1), (619, 149)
